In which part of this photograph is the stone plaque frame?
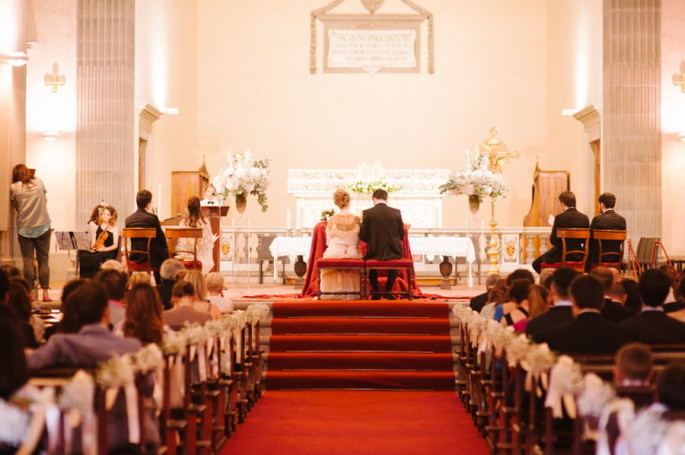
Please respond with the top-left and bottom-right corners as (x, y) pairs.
(322, 15), (423, 74)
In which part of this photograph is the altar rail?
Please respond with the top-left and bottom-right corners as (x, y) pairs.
(221, 226), (553, 271)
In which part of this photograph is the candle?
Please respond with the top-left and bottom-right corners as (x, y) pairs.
(286, 209), (292, 230)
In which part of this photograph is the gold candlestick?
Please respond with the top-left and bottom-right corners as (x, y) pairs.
(487, 200), (499, 275)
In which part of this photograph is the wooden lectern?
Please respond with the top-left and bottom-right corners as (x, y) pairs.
(201, 205), (229, 273)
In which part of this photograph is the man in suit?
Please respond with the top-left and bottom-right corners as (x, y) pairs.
(359, 189), (405, 300)
(532, 191), (590, 273)
(547, 275), (631, 355)
(469, 273), (500, 312)
(526, 267), (578, 343)
(620, 269), (685, 344)
(589, 266), (635, 322)
(125, 189), (169, 284)
(586, 192), (627, 270)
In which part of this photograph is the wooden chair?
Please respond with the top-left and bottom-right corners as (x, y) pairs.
(122, 228), (158, 276)
(364, 258), (415, 300)
(590, 229), (627, 270)
(165, 227), (203, 270)
(316, 258), (367, 299)
(541, 228), (591, 272)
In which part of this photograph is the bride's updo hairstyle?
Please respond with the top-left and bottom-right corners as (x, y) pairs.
(333, 189), (351, 209)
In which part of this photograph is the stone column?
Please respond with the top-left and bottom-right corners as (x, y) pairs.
(76, 0), (135, 225)
(603, 0), (662, 242)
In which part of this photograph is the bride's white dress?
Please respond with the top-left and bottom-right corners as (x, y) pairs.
(320, 211), (362, 300)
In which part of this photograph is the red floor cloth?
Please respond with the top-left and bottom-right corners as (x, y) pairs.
(219, 391), (489, 455)
(271, 300), (452, 318)
(270, 317), (451, 335)
(266, 352), (454, 370)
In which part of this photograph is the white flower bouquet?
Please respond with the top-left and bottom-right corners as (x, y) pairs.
(212, 148), (270, 212)
(439, 148), (509, 203)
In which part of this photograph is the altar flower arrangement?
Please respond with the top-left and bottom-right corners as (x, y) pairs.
(439, 148), (509, 203)
(212, 148), (270, 212)
(346, 161), (402, 194)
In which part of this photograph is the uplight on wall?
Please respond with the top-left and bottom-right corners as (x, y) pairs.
(0, 51), (28, 67)
(160, 107), (179, 115)
(41, 130), (60, 141)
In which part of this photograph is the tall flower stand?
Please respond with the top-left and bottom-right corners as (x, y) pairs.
(200, 205), (229, 272)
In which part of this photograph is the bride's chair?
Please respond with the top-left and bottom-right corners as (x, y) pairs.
(316, 257), (368, 300)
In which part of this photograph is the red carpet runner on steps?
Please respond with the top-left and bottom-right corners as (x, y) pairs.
(220, 391), (490, 455)
(266, 300), (456, 390)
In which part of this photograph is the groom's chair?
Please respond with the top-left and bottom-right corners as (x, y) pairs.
(364, 259), (415, 300)
(316, 258), (367, 300)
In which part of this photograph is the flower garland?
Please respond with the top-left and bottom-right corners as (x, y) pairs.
(212, 148), (270, 212)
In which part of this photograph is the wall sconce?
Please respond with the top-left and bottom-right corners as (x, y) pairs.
(42, 131), (60, 141)
(0, 51), (28, 67)
(160, 107), (180, 115)
(678, 132), (685, 142)
(675, 73), (685, 94)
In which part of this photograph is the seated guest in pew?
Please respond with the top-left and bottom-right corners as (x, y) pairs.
(666, 272), (685, 315)
(614, 342), (654, 388)
(42, 278), (89, 341)
(94, 268), (128, 327)
(7, 279), (39, 348)
(586, 192), (627, 271)
(512, 284), (550, 333)
(526, 268), (579, 343)
(538, 267), (555, 289)
(163, 281), (211, 331)
(620, 269), (685, 344)
(479, 279), (508, 321)
(26, 282), (158, 452)
(501, 279), (532, 328)
(157, 258), (185, 310)
(10, 276), (45, 344)
(659, 264), (679, 311)
(177, 270), (221, 320)
(547, 275), (632, 355)
(206, 272), (233, 313)
(470, 273), (500, 312)
(118, 283), (165, 345)
(99, 258), (124, 272)
(493, 268), (535, 322)
(621, 278), (642, 313)
(590, 266), (635, 323)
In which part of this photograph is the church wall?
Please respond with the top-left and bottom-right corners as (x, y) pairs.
(660, 0), (685, 255)
(195, 0), (549, 229)
(135, 0), (199, 221)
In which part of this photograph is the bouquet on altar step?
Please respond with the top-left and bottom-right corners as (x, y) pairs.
(212, 148), (270, 212)
(439, 147), (509, 203)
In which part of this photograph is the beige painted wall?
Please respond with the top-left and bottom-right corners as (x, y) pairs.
(195, 0), (550, 228)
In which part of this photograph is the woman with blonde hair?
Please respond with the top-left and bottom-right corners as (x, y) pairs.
(205, 272), (232, 313)
(177, 270), (221, 319)
(79, 204), (120, 279)
(319, 189), (362, 299)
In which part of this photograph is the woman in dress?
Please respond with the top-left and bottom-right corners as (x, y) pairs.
(177, 196), (217, 274)
(10, 164), (52, 302)
(78, 204), (120, 279)
(119, 282), (165, 345)
(319, 189), (362, 299)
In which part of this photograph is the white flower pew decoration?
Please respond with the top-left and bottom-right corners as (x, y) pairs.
(96, 353), (140, 444)
(132, 343), (164, 374)
(58, 369), (96, 454)
(545, 355), (583, 419)
(505, 333), (532, 368)
(576, 373), (616, 441)
(521, 343), (556, 395)
(183, 323), (211, 383)
(230, 310), (247, 363)
(245, 303), (270, 326)
(626, 403), (670, 455)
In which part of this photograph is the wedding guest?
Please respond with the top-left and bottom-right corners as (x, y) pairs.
(49, 278), (90, 338)
(6, 280), (38, 348)
(94, 269), (128, 326)
(501, 279), (531, 328)
(537, 268), (555, 288)
(158, 259), (185, 310)
(665, 271), (685, 314)
(125, 189), (168, 285)
(620, 269), (685, 344)
(177, 270), (221, 320)
(547, 275), (631, 355)
(470, 274), (500, 312)
(532, 191), (589, 274)
(200, 183), (220, 206)
(320, 189), (362, 300)
(176, 196), (218, 274)
(479, 279), (508, 321)
(10, 164), (52, 302)
(9, 276), (45, 345)
(163, 281), (211, 330)
(206, 272), (232, 313)
(586, 192), (626, 270)
(493, 269), (535, 322)
(589, 266), (635, 322)
(78, 204), (120, 279)
(128, 271), (152, 288)
(614, 343), (654, 387)
(512, 284), (550, 333)
(120, 283), (165, 345)
(0, 264), (21, 279)
(621, 278), (642, 313)
(100, 259), (124, 272)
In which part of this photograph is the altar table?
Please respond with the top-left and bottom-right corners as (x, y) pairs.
(408, 236), (477, 287)
(268, 236), (312, 281)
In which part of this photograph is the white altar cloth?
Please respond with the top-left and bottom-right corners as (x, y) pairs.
(269, 236), (312, 280)
(409, 236), (476, 287)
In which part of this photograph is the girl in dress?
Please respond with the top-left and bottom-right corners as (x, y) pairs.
(79, 205), (120, 279)
(177, 196), (217, 274)
(319, 189), (362, 300)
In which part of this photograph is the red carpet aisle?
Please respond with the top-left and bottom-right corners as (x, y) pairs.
(266, 300), (456, 390)
(219, 391), (489, 455)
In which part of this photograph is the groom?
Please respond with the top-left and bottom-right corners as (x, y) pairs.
(360, 189), (405, 300)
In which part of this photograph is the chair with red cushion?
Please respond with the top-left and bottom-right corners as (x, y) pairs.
(316, 257), (367, 299)
(589, 229), (626, 270)
(165, 227), (203, 270)
(540, 228), (590, 272)
(122, 227), (159, 277)
(364, 258), (415, 300)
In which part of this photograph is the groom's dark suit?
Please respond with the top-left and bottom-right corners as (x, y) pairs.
(360, 202), (404, 298)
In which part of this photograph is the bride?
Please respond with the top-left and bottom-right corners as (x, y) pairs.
(320, 189), (362, 299)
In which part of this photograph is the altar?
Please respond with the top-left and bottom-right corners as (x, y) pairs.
(287, 163), (451, 228)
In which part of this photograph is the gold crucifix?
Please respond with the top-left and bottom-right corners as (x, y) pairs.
(478, 127), (519, 174)
(44, 62), (66, 94)
(675, 73), (685, 94)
